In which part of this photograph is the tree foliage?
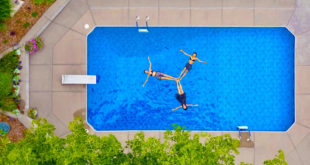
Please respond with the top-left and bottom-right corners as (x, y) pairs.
(264, 150), (287, 165)
(0, 118), (286, 165)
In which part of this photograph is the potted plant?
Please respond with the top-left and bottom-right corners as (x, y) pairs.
(27, 108), (38, 119)
(25, 37), (44, 55)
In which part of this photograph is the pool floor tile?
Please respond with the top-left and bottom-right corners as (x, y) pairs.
(30, 46), (53, 65)
(255, 0), (296, 8)
(159, 0), (190, 7)
(223, 0), (254, 8)
(30, 92), (52, 118)
(295, 95), (310, 122)
(295, 32), (310, 65)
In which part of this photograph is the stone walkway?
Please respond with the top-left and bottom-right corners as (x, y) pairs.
(24, 0), (310, 164)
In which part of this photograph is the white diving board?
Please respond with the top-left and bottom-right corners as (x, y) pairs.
(62, 75), (96, 84)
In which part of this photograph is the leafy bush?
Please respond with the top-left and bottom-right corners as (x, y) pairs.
(0, 50), (20, 73)
(0, 97), (17, 112)
(23, 22), (30, 28)
(31, 11), (38, 17)
(27, 108), (38, 119)
(0, 0), (11, 28)
(25, 37), (44, 55)
(33, 0), (55, 5)
(264, 150), (287, 165)
(0, 72), (12, 98)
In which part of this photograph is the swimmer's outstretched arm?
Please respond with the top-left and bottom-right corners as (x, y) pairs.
(172, 104), (199, 111)
(180, 49), (191, 57)
(143, 56), (152, 87)
(197, 58), (208, 64)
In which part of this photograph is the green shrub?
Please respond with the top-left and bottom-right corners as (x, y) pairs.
(0, 49), (19, 73)
(0, 96), (17, 112)
(0, 0), (11, 27)
(31, 11), (38, 17)
(23, 22), (30, 28)
(33, 0), (55, 5)
(0, 72), (12, 98)
(3, 39), (8, 44)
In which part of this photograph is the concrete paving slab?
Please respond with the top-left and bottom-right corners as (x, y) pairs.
(30, 91), (52, 118)
(295, 32), (310, 65)
(254, 132), (294, 165)
(255, 0), (296, 8)
(43, 0), (70, 20)
(295, 95), (310, 122)
(88, 0), (128, 8)
(91, 8), (129, 26)
(71, 10), (96, 35)
(191, 0), (222, 7)
(296, 133), (310, 165)
(235, 148), (254, 165)
(191, 8), (221, 26)
(52, 65), (86, 92)
(287, 2), (310, 35)
(29, 65), (52, 91)
(223, 0), (254, 8)
(159, 8), (190, 26)
(223, 8), (254, 26)
(296, 66), (310, 94)
(40, 22), (69, 48)
(53, 30), (86, 64)
(255, 8), (294, 26)
(52, 92), (86, 125)
(159, 0), (189, 7)
(29, 46), (53, 65)
(53, 0), (88, 29)
(47, 113), (70, 136)
(129, 0), (158, 7)
(287, 123), (310, 147)
(129, 8), (158, 26)
(286, 149), (303, 165)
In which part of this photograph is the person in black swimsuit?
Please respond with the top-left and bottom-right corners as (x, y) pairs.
(179, 50), (208, 80)
(172, 79), (198, 111)
(143, 56), (178, 87)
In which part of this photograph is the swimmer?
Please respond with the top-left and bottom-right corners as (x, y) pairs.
(172, 79), (198, 111)
(143, 56), (178, 87)
(178, 50), (208, 80)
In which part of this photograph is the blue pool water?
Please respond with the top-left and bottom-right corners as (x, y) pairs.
(87, 27), (295, 131)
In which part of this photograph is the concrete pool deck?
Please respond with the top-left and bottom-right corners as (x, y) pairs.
(24, 0), (310, 164)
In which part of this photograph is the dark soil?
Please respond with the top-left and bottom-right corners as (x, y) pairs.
(0, 0), (54, 53)
(0, 113), (26, 142)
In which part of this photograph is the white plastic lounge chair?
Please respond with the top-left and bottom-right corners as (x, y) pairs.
(62, 75), (96, 84)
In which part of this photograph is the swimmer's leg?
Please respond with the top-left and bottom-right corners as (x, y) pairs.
(179, 70), (188, 80)
(178, 68), (187, 79)
(160, 77), (178, 81)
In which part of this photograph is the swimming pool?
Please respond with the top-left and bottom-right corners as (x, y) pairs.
(87, 27), (295, 131)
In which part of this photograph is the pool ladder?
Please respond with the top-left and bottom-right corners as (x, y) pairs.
(136, 16), (149, 33)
